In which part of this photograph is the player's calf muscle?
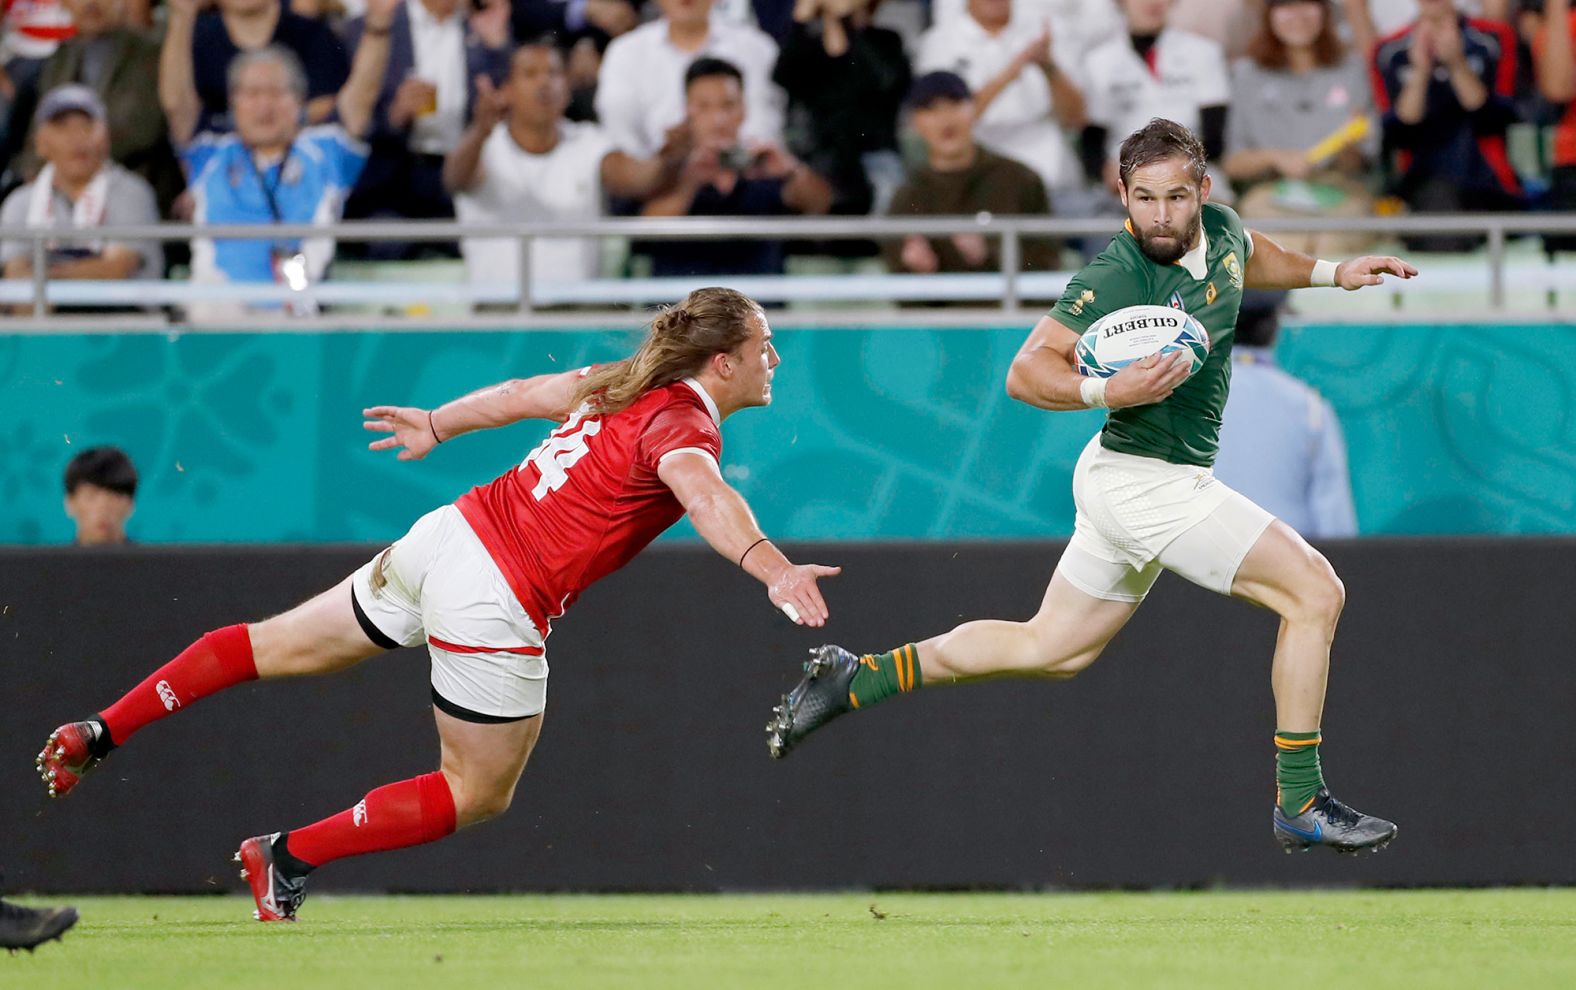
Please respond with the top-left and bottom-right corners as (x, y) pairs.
(924, 620), (1104, 680)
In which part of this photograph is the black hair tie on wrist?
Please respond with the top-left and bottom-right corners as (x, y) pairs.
(739, 537), (769, 568)
(428, 409), (444, 444)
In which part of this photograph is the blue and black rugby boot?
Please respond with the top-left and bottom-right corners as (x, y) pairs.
(1273, 788), (1398, 855)
(765, 645), (861, 759)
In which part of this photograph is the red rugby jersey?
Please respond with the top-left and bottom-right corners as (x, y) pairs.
(455, 377), (722, 634)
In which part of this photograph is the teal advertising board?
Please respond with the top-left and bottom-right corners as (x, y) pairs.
(2, 323), (1571, 544)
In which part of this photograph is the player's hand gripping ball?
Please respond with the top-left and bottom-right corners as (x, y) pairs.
(1074, 304), (1210, 380)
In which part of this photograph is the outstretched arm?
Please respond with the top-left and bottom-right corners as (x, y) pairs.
(1006, 314), (1193, 412)
(657, 452), (840, 627)
(363, 369), (583, 460)
(1244, 230), (1417, 291)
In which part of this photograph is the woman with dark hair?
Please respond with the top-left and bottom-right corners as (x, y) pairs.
(1223, 0), (1377, 256)
(37, 287), (841, 923)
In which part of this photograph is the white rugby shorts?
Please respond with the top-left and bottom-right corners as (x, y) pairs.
(351, 504), (547, 720)
(1057, 433), (1275, 602)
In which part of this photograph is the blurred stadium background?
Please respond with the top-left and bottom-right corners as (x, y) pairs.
(3, 0), (1575, 984)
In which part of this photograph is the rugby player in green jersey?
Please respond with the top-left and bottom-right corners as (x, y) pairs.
(767, 118), (1416, 855)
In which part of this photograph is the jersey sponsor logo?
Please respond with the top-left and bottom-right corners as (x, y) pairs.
(156, 680), (180, 711)
(1069, 288), (1096, 316)
(522, 405), (602, 500)
(353, 799), (368, 827)
(1099, 312), (1183, 339)
(1222, 251), (1243, 288)
(1205, 281), (1217, 306)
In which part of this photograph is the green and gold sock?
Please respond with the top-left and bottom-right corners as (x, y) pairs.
(1275, 730), (1325, 815)
(847, 644), (923, 711)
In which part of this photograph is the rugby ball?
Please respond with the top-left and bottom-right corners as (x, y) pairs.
(1074, 305), (1210, 380)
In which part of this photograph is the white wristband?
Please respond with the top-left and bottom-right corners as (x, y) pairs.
(1311, 259), (1339, 287)
(1079, 377), (1109, 409)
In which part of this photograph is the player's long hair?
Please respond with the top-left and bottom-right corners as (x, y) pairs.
(571, 287), (762, 415)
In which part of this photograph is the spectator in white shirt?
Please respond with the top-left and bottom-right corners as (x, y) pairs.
(340, 0), (511, 256)
(917, 0), (1089, 201)
(928, 0), (1125, 77)
(445, 41), (680, 303)
(594, 0), (784, 159)
(1079, 0), (1231, 195)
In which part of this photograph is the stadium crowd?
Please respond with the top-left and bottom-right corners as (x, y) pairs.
(0, 0), (1570, 308)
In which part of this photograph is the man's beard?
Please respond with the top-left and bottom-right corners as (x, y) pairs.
(1134, 211), (1201, 265)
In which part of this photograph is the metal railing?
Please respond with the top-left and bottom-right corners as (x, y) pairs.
(2, 213), (1574, 326)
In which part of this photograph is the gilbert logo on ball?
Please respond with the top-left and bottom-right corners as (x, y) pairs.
(1074, 304), (1210, 380)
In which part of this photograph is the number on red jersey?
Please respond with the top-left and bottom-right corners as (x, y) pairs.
(522, 406), (602, 500)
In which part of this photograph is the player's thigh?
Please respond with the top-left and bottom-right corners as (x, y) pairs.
(1032, 539), (1153, 674)
(1155, 490), (1277, 599)
(435, 704), (544, 825)
(1229, 519), (1345, 624)
(250, 575), (391, 678)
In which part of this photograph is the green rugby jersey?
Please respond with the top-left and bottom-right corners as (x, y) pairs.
(1050, 202), (1252, 467)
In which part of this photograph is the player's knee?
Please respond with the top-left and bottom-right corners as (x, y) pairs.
(1038, 642), (1104, 679)
(455, 783), (515, 824)
(1289, 556), (1345, 628)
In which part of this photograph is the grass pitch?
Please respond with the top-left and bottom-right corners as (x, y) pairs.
(6, 890), (1574, 989)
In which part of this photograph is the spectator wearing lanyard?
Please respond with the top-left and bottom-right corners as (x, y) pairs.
(160, 0), (396, 318)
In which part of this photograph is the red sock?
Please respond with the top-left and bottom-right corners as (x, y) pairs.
(283, 772), (457, 869)
(99, 624), (257, 745)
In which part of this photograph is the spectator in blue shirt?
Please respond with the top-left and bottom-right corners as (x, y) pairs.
(160, 0), (396, 317)
(1212, 295), (1358, 538)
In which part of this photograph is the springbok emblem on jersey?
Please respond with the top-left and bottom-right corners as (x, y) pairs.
(1222, 251), (1243, 288)
(1205, 282), (1218, 306)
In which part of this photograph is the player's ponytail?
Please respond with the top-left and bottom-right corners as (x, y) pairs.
(572, 287), (762, 415)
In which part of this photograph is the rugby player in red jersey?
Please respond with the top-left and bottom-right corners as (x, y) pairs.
(36, 287), (838, 921)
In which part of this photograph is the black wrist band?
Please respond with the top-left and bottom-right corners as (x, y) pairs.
(428, 409), (444, 444)
(739, 537), (769, 569)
